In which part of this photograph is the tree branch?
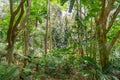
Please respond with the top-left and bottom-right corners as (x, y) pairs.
(106, 5), (120, 34)
(104, 0), (115, 19)
(13, 4), (24, 31)
(7, 0), (15, 45)
(109, 30), (120, 51)
(100, 0), (106, 18)
(16, 0), (32, 37)
(13, 0), (26, 16)
(99, 0), (106, 29)
(9, 0), (13, 14)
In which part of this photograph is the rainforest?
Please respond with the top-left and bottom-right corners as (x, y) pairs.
(0, 0), (120, 80)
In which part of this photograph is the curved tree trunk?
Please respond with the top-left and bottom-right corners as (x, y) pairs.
(6, 0), (31, 64)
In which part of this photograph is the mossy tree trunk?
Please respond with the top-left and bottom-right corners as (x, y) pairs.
(7, 0), (31, 64)
(96, 0), (120, 68)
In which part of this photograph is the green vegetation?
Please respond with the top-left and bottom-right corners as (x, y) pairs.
(0, 0), (120, 80)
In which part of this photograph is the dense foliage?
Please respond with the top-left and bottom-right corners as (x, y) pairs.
(0, 0), (120, 80)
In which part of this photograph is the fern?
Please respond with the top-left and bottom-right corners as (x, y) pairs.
(0, 66), (18, 80)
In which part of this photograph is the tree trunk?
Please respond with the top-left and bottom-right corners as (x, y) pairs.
(45, 0), (50, 54)
(97, 0), (120, 69)
(97, 22), (109, 68)
(23, 27), (29, 68)
(6, 0), (31, 64)
(7, 43), (14, 64)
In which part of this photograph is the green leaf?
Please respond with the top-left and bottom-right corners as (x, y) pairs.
(112, 76), (119, 80)
(23, 68), (32, 73)
(34, 39), (40, 46)
(0, 66), (18, 80)
(0, 65), (6, 74)
(37, 17), (42, 24)
(60, 0), (68, 6)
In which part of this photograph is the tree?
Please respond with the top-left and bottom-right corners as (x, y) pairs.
(45, 0), (50, 54)
(6, 0), (32, 64)
(96, 0), (120, 68)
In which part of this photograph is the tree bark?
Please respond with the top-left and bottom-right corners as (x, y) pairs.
(97, 0), (120, 68)
(45, 0), (50, 54)
(7, 0), (31, 64)
(23, 27), (29, 68)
